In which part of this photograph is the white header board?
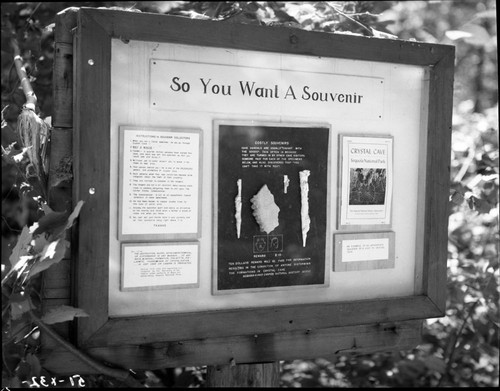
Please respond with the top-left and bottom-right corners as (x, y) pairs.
(150, 59), (384, 120)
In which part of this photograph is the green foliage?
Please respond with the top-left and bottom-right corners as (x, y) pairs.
(2, 1), (498, 388)
(1, 4), (89, 387)
(2, 201), (85, 387)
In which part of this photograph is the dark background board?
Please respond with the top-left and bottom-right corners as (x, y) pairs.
(216, 124), (329, 291)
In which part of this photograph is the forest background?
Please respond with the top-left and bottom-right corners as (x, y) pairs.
(1, 1), (498, 388)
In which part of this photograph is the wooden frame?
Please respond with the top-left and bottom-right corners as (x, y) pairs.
(71, 7), (453, 369)
(117, 126), (202, 241)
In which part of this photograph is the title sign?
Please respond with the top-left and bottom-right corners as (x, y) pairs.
(150, 59), (384, 119)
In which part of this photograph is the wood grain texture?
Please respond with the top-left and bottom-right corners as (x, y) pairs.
(413, 68), (432, 296)
(41, 298), (71, 350)
(87, 295), (437, 347)
(53, 8), (78, 128)
(84, 7), (451, 66)
(42, 258), (70, 283)
(41, 8), (78, 358)
(206, 362), (280, 387)
(73, 10), (111, 345)
(40, 320), (422, 374)
(52, 44), (73, 128)
(422, 50), (455, 313)
(47, 128), (73, 206)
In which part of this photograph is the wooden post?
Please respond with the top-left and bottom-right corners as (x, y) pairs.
(49, 7), (79, 210)
(41, 6), (78, 353)
(205, 362), (280, 387)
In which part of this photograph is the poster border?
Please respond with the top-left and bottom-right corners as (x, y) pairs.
(333, 231), (395, 272)
(118, 125), (203, 241)
(212, 119), (332, 295)
(337, 134), (394, 231)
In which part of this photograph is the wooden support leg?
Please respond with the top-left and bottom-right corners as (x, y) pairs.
(205, 362), (280, 387)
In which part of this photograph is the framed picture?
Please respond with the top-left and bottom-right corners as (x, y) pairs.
(121, 242), (199, 291)
(338, 135), (393, 230)
(213, 121), (331, 293)
(333, 231), (395, 272)
(118, 126), (202, 241)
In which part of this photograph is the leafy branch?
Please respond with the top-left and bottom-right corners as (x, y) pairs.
(2, 10), (145, 385)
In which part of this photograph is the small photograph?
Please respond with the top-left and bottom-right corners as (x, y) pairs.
(349, 168), (386, 205)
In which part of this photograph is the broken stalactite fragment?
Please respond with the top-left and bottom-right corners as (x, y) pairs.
(235, 179), (242, 238)
(250, 184), (280, 234)
(300, 170), (310, 247)
(283, 175), (290, 194)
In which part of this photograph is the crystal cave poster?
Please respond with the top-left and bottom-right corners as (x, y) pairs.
(214, 123), (330, 292)
(338, 135), (393, 229)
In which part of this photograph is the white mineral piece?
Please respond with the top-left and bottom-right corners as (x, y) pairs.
(299, 170), (310, 247)
(235, 179), (242, 238)
(250, 184), (280, 234)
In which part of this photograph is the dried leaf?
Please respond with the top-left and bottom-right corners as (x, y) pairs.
(41, 305), (89, 325)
